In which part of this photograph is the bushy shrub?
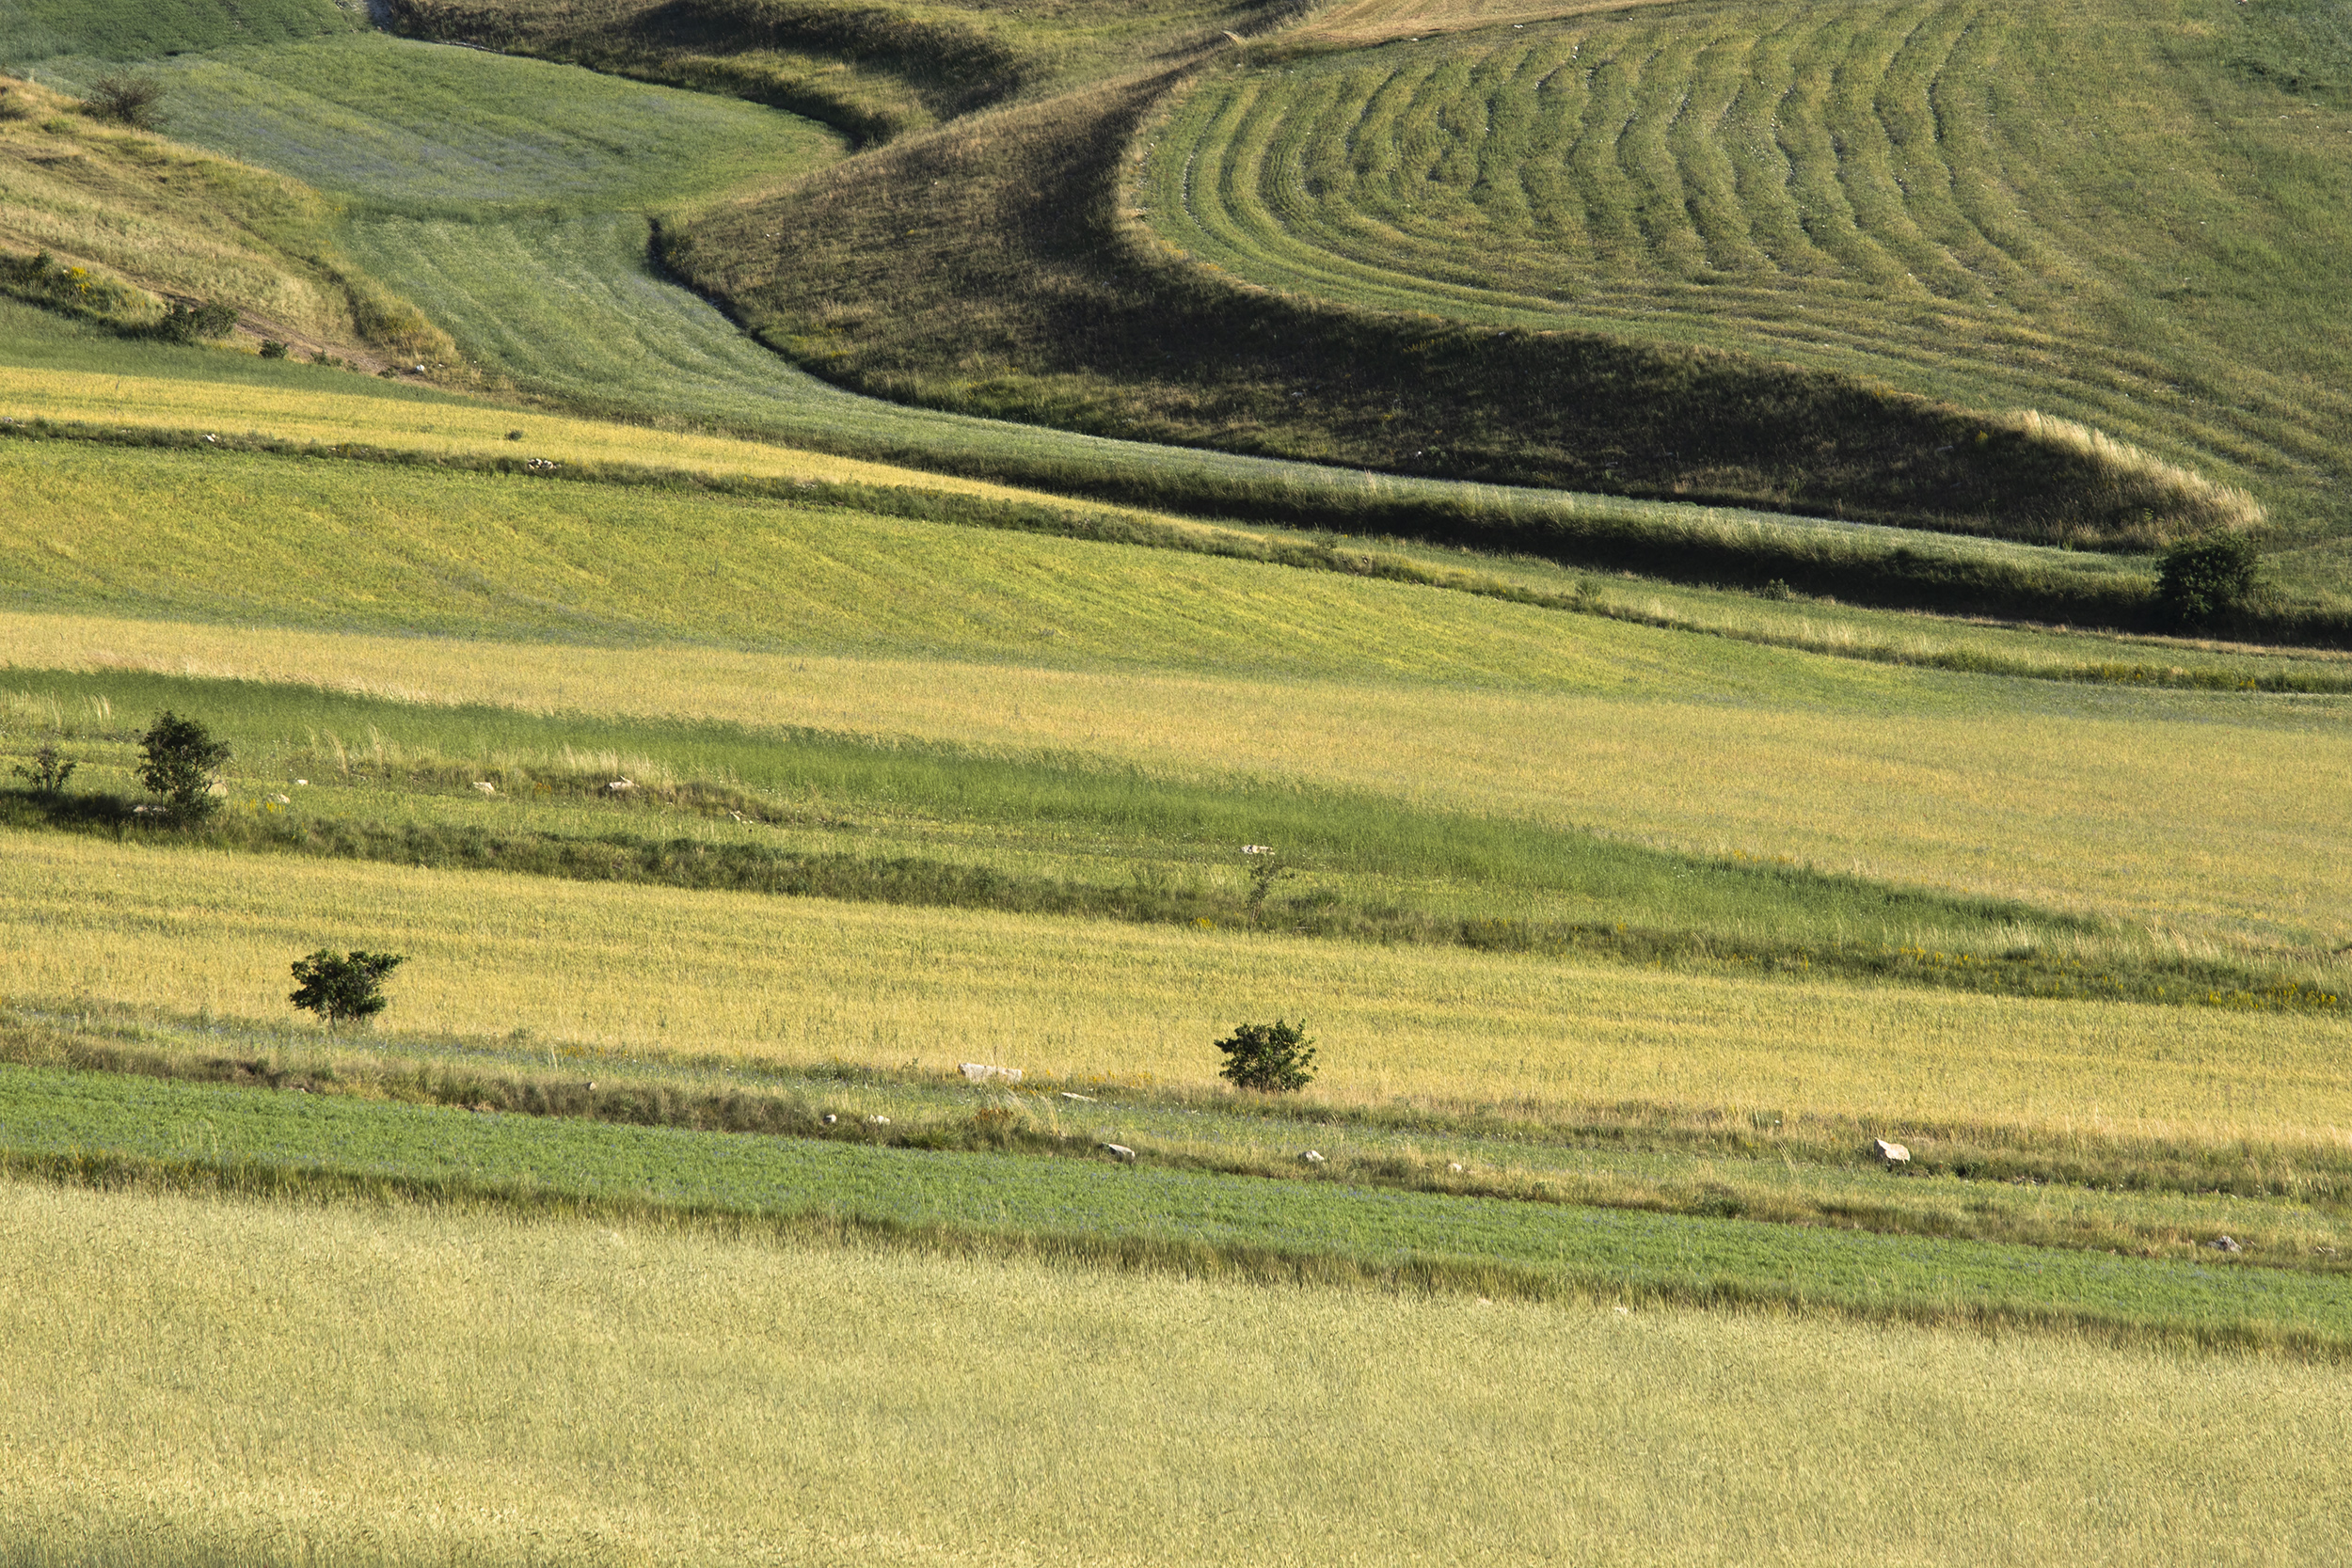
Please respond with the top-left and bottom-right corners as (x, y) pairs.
(1214, 1018), (1318, 1093)
(83, 73), (166, 131)
(143, 298), (238, 343)
(2156, 531), (2260, 630)
(11, 743), (74, 794)
(259, 339), (291, 359)
(138, 710), (230, 820)
(289, 949), (406, 1026)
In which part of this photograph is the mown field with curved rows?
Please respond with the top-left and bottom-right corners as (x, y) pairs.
(1141, 0), (2352, 578)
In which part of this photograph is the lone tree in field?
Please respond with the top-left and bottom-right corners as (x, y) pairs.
(1214, 1018), (1318, 1093)
(290, 950), (406, 1027)
(138, 711), (230, 820)
(2156, 531), (2260, 631)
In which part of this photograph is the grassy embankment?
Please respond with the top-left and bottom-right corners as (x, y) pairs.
(1141, 0), (2352, 584)
(8, 1180), (2346, 1566)
(0, 74), (447, 365)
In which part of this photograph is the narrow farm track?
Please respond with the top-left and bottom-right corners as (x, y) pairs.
(1142, 0), (2352, 531)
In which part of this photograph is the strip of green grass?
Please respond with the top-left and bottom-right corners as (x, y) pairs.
(14, 1002), (2344, 1265)
(3, 1060), (2342, 1353)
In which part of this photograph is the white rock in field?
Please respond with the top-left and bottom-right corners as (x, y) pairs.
(2211, 1235), (2243, 1253)
(607, 778), (635, 792)
(1301, 1150), (1327, 1165)
(822, 1114), (837, 1125)
(868, 1116), (890, 1126)
(473, 781), (496, 795)
(1061, 1092), (1096, 1102)
(1449, 1162), (1464, 1173)
(295, 780), (308, 786)
(270, 793), (291, 804)
(1872, 1139), (1911, 1164)
(961, 1063), (1022, 1084)
(1102, 1144), (1136, 1164)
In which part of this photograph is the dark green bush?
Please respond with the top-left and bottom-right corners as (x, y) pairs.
(1215, 1019), (1318, 1093)
(142, 299), (239, 343)
(2157, 532), (2261, 630)
(259, 339), (291, 359)
(289, 949), (407, 1026)
(137, 710), (230, 820)
(83, 73), (166, 131)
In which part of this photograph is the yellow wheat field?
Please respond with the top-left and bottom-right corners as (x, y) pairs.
(3, 1179), (2347, 1566)
(4, 832), (2345, 1147)
(5, 610), (2348, 949)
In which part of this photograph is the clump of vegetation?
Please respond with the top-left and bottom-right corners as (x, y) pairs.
(82, 73), (167, 131)
(1215, 1019), (1318, 1093)
(289, 948), (407, 1026)
(0, 249), (144, 322)
(141, 298), (239, 343)
(1243, 847), (1290, 922)
(259, 339), (291, 359)
(2157, 532), (2262, 630)
(138, 710), (230, 820)
(11, 743), (75, 795)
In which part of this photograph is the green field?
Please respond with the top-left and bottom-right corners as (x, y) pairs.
(6, 0), (2352, 1557)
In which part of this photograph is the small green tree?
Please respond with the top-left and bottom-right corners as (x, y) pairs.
(2156, 532), (2260, 630)
(138, 710), (230, 820)
(1214, 1018), (1318, 1093)
(289, 950), (406, 1027)
(11, 742), (74, 795)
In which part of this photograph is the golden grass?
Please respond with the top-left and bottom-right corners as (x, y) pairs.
(2004, 409), (2265, 536)
(5, 831), (2346, 1147)
(4, 1177), (2349, 1565)
(1293, 0), (1677, 50)
(8, 609), (2349, 951)
(0, 361), (1221, 519)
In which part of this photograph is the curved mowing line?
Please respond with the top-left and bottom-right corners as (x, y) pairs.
(1140, 0), (2352, 519)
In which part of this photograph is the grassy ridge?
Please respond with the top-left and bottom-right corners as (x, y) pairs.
(10, 1180), (2348, 1566)
(1139, 0), (2352, 557)
(6, 1062), (2344, 1350)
